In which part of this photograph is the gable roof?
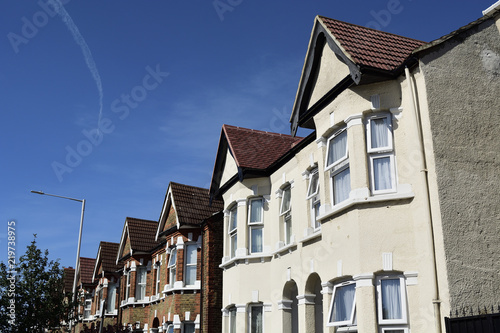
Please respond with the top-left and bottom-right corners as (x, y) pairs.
(92, 241), (120, 281)
(79, 257), (96, 285)
(210, 124), (310, 201)
(318, 16), (426, 72)
(291, 16), (426, 135)
(157, 182), (224, 239)
(117, 217), (159, 262)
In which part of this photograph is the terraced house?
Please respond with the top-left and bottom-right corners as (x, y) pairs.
(210, 6), (500, 333)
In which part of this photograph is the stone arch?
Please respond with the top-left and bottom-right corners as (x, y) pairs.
(282, 280), (299, 333)
(305, 273), (324, 333)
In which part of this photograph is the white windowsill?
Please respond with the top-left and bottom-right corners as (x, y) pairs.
(162, 280), (201, 295)
(318, 185), (414, 222)
(299, 228), (322, 243)
(220, 252), (274, 269)
(273, 241), (297, 257)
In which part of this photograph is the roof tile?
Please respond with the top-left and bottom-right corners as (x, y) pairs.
(318, 16), (426, 71)
(79, 257), (96, 285)
(223, 125), (304, 170)
(126, 217), (160, 253)
(98, 241), (120, 273)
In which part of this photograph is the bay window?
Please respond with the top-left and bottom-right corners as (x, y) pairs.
(325, 128), (350, 205)
(367, 114), (396, 194)
(280, 185), (292, 245)
(229, 306), (237, 333)
(125, 271), (131, 300)
(83, 294), (92, 319)
(327, 281), (356, 328)
(135, 266), (147, 300)
(184, 244), (197, 286)
(248, 198), (264, 253)
(154, 263), (161, 295)
(228, 205), (238, 258)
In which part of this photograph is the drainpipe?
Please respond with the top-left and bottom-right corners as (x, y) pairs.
(405, 65), (442, 333)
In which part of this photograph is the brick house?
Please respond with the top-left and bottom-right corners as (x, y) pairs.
(91, 241), (121, 330)
(116, 217), (160, 331)
(74, 257), (97, 332)
(150, 182), (224, 333)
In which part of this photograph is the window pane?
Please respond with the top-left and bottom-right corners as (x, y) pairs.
(251, 306), (263, 333)
(185, 266), (197, 285)
(327, 130), (347, 166)
(281, 187), (291, 214)
(381, 279), (402, 320)
(183, 323), (195, 333)
(307, 171), (319, 198)
(371, 117), (389, 149)
(230, 208), (237, 231)
(186, 245), (197, 265)
(168, 249), (177, 267)
(229, 307), (237, 333)
(373, 156), (392, 191)
(230, 233), (237, 258)
(136, 267), (146, 300)
(250, 199), (263, 223)
(313, 199), (321, 229)
(330, 283), (355, 323)
(285, 214), (292, 245)
(107, 284), (116, 312)
(251, 227), (263, 253)
(333, 167), (350, 204)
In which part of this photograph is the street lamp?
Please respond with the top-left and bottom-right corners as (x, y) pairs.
(30, 190), (85, 330)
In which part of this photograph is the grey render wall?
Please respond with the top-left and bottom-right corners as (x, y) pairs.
(419, 17), (500, 313)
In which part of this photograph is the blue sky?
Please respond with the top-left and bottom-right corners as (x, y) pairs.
(0, 0), (495, 268)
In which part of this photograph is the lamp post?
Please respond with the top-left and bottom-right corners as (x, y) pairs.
(31, 190), (85, 331)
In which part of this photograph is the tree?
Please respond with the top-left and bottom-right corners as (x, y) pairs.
(0, 235), (74, 332)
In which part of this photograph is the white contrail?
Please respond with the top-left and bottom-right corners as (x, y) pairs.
(49, 0), (104, 128)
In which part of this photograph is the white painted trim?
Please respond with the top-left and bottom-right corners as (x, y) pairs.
(353, 273), (374, 287)
(345, 113), (363, 128)
(297, 294), (316, 305)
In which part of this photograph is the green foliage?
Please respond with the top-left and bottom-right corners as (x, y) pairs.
(0, 235), (75, 332)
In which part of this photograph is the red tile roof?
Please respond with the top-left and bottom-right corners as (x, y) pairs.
(223, 125), (304, 170)
(126, 217), (160, 253)
(170, 182), (224, 226)
(79, 257), (96, 285)
(97, 241), (120, 273)
(318, 16), (426, 71)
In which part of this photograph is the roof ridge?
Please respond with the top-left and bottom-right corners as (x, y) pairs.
(317, 15), (426, 44)
(223, 124), (303, 139)
(170, 181), (209, 192)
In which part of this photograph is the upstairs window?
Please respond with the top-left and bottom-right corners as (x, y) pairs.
(366, 114), (396, 194)
(135, 266), (147, 300)
(125, 271), (131, 300)
(280, 185), (292, 245)
(184, 244), (198, 286)
(168, 248), (177, 286)
(248, 198), (264, 254)
(154, 263), (161, 295)
(228, 205), (238, 258)
(326, 128), (350, 205)
(83, 294), (92, 319)
(327, 281), (356, 327)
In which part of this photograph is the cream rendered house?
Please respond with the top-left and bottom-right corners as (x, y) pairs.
(210, 7), (500, 333)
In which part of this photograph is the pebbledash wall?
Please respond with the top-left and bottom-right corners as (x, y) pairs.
(416, 12), (500, 313)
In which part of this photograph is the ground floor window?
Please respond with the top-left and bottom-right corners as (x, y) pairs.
(249, 304), (263, 333)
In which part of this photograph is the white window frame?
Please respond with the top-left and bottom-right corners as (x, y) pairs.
(380, 327), (408, 333)
(248, 198), (264, 254)
(306, 168), (321, 230)
(184, 243), (198, 286)
(366, 114), (397, 195)
(330, 163), (351, 205)
(280, 185), (292, 245)
(376, 275), (408, 326)
(135, 266), (147, 300)
(106, 283), (117, 314)
(154, 263), (161, 295)
(325, 127), (349, 172)
(125, 270), (131, 300)
(168, 248), (177, 286)
(248, 303), (264, 333)
(83, 294), (92, 319)
(228, 205), (238, 258)
(327, 280), (357, 327)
